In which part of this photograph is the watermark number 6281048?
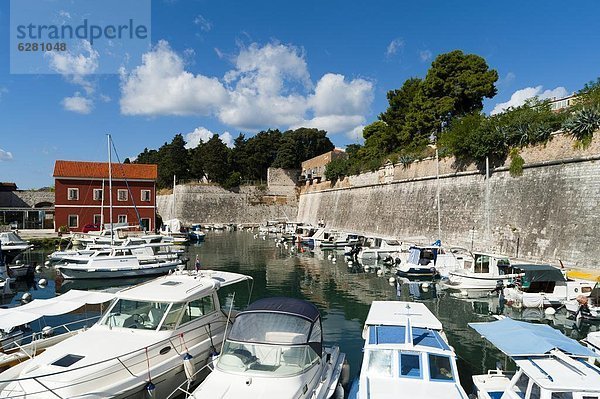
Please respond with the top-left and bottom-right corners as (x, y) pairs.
(17, 43), (67, 52)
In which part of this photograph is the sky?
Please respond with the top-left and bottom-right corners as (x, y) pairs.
(1, 0), (599, 189)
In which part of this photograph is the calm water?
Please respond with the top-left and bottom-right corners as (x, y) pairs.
(12, 231), (599, 394)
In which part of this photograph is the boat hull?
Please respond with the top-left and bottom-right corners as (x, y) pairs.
(56, 262), (180, 280)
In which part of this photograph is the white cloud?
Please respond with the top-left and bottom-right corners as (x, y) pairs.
(62, 93), (93, 114)
(120, 41), (374, 137)
(194, 15), (212, 32)
(45, 40), (98, 95)
(386, 38), (404, 57)
(99, 94), (111, 103)
(347, 125), (365, 141)
(309, 73), (373, 117)
(0, 149), (13, 161)
(491, 86), (569, 115)
(419, 49), (432, 62)
(120, 40), (229, 116)
(184, 127), (234, 149)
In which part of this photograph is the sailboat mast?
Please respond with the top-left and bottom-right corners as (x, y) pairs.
(108, 135), (114, 245)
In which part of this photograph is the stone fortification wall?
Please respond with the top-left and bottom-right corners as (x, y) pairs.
(298, 132), (600, 268)
(157, 168), (298, 224)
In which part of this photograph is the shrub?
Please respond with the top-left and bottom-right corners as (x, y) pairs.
(508, 148), (524, 177)
(562, 107), (600, 149)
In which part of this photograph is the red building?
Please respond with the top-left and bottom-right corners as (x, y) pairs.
(53, 160), (158, 232)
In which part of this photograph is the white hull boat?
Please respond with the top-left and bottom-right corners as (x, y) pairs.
(504, 264), (593, 308)
(444, 252), (522, 292)
(55, 244), (183, 280)
(0, 270), (253, 398)
(185, 297), (346, 399)
(349, 301), (467, 399)
(396, 244), (472, 279)
(470, 317), (600, 399)
(0, 233), (32, 264)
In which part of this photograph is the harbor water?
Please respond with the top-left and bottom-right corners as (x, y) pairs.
(10, 230), (599, 394)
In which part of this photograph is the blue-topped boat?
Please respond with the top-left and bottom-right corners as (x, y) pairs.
(470, 317), (600, 399)
(349, 301), (468, 399)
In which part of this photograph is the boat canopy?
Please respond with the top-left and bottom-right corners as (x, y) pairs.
(117, 270), (253, 303)
(244, 297), (320, 322)
(0, 289), (115, 331)
(407, 247), (437, 265)
(469, 317), (595, 357)
(365, 301), (443, 331)
(511, 263), (565, 283)
(0, 232), (29, 245)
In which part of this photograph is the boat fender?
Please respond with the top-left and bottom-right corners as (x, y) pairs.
(35, 265), (43, 273)
(332, 257), (337, 263)
(377, 269), (383, 276)
(38, 278), (47, 287)
(21, 292), (32, 302)
(341, 360), (350, 386)
(42, 326), (54, 337)
(388, 277), (395, 284)
(545, 307), (556, 316)
(145, 381), (156, 398)
(183, 352), (196, 382)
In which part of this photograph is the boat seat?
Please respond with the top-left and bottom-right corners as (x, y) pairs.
(145, 307), (165, 329)
(253, 345), (281, 367)
(265, 331), (305, 344)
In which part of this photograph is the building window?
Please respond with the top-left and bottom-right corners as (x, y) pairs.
(68, 215), (78, 228)
(140, 218), (151, 231)
(93, 214), (102, 225)
(117, 189), (128, 201)
(68, 188), (79, 201)
(118, 215), (127, 224)
(93, 189), (103, 201)
(141, 190), (151, 202)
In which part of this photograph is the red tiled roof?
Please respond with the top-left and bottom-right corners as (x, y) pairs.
(53, 160), (157, 180)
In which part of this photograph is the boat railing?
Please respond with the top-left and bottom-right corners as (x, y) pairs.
(0, 319), (228, 397)
(5, 315), (101, 357)
(165, 357), (216, 399)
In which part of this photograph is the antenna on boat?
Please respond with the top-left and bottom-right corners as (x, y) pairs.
(405, 303), (413, 348)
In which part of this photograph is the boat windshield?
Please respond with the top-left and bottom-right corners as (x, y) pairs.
(228, 312), (318, 345)
(101, 299), (172, 330)
(217, 340), (320, 376)
(217, 312), (322, 376)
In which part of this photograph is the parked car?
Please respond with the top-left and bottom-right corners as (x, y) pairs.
(82, 224), (101, 233)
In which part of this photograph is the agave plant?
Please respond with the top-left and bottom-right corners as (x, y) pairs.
(563, 106), (600, 144)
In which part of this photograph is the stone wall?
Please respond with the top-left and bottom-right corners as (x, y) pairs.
(0, 190), (54, 208)
(157, 168), (298, 225)
(298, 132), (600, 269)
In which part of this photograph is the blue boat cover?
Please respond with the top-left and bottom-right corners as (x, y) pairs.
(244, 297), (320, 322)
(368, 325), (450, 351)
(468, 317), (595, 357)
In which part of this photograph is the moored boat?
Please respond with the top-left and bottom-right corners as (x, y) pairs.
(0, 269), (253, 398)
(348, 301), (467, 399)
(186, 297), (347, 399)
(470, 317), (600, 399)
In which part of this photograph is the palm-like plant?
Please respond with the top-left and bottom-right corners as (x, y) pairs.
(563, 106), (600, 147)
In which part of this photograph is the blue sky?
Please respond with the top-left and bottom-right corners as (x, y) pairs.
(1, 0), (599, 188)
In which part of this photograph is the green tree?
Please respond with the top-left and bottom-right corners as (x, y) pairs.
(272, 128), (334, 169)
(241, 129), (282, 181)
(324, 157), (348, 183)
(423, 50), (498, 126)
(197, 135), (232, 184)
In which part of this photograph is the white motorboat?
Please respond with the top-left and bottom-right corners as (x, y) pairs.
(55, 245), (183, 279)
(444, 252), (523, 292)
(0, 233), (32, 264)
(0, 289), (114, 369)
(505, 263), (594, 308)
(320, 232), (362, 249)
(0, 269), (253, 398)
(348, 301), (467, 399)
(470, 317), (600, 399)
(161, 219), (189, 245)
(185, 297), (346, 399)
(396, 244), (473, 279)
(355, 238), (407, 262)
